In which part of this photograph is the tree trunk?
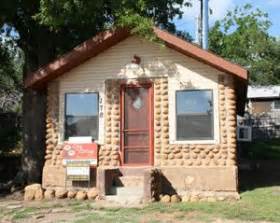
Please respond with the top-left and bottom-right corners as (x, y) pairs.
(22, 89), (46, 183)
(21, 27), (55, 184)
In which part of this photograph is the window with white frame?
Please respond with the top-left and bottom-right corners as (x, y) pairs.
(64, 93), (99, 140)
(176, 90), (214, 140)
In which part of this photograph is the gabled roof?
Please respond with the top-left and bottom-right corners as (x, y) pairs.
(25, 27), (248, 89)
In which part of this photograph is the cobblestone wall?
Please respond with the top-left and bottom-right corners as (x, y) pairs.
(45, 81), (62, 167)
(98, 79), (121, 167)
(153, 76), (237, 167)
(44, 75), (237, 169)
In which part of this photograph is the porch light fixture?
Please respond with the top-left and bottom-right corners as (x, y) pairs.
(131, 55), (141, 65)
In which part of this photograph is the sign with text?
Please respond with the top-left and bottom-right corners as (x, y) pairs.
(62, 143), (98, 166)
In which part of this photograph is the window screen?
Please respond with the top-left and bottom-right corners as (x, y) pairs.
(176, 90), (214, 140)
(65, 93), (98, 140)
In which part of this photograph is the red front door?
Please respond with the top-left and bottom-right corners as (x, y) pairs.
(120, 83), (153, 165)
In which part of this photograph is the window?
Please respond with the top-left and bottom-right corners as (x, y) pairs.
(273, 100), (280, 110)
(237, 126), (252, 142)
(176, 90), (214, 140)
(65, 93), (99, 140)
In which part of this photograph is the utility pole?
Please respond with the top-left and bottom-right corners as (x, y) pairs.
(195, 0), (209, 50)
(202, 0), (209, 49)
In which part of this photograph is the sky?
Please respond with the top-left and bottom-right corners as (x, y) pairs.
(174, 0), (280, 38)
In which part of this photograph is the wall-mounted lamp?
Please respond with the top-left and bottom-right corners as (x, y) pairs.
(131, 55), (141, 65)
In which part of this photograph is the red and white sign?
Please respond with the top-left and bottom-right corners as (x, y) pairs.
(62, 143), (98, 166)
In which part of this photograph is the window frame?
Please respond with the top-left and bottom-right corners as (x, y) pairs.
(175, 89), (215, 142)
(272, 99), (280, 110)
(64, 92), (99, 141)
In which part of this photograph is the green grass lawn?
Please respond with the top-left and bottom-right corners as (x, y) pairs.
(72, 187), (280, 223)
(1, 186), (280, 223)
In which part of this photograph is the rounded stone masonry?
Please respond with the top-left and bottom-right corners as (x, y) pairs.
(34, 188), (44, 200)
(55, 188), (68, 199)
(170, 194), (181, 203)
(152, 76), (236, 167)
(159, 194), (181, 203)
(87, 187), (99, 200)
(24, 184), (44, 201)
(44, 189), (55, 200)
(160, 194), (171, 203)
(67, 190), (77, 199)
(23, 186), (101, 201)
(76, 191), (87, 200)
(45, 82), (60, 167)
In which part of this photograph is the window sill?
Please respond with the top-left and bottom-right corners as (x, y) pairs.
(169, 139), (219, 145)
(58, 140), (103, 145)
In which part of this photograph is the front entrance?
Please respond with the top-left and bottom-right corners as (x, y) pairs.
(120, 83), (153, 165)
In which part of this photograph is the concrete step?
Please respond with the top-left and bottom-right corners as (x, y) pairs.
(105, 194), (143, 205)
(118, 167), (151, 176)
(116, 176), (144, 187)
(109, 186), (144, 196)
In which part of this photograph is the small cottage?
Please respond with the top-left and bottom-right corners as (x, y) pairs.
(247, 86), (280, 115)
(25, 27), (248, 202)
(240, 86), (280, 140)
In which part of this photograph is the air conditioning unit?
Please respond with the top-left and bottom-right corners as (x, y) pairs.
(237, 126), (252, 142)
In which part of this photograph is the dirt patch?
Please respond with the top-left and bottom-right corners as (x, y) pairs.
(13, 211), (79, 223)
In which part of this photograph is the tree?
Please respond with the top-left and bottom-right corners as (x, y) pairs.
(0, 26), (23, 113)
(209, 4), (280, 85)
(0, 0), (189, 184)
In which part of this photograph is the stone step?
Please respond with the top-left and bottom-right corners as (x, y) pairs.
(115, 176), (144, 187)
(109, 186), (144, 196)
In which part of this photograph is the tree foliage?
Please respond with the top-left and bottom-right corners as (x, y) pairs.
(0, 26), (23, 112)
(1, 0), (190, 67)
(209, 4), (280, 85)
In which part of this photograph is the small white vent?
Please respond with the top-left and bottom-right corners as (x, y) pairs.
(237, 126), (252, 142)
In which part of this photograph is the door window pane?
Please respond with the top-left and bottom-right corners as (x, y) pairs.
(176, 90), (213, 140)
(65, 93), (98, 140)
(124, 87), (148, 129)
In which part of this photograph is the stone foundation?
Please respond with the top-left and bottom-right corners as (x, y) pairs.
(150, 166), (238, 202)
(159, 166), (238, 194)
(24, 183), (100, 201)
(42, 165), (66, 188)
(181, 191), (240, 202)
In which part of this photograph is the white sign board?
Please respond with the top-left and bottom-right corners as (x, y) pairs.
(63, 159), (97, 166)
(68, 136), (92, 143)
(66, 166), (90, 181)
